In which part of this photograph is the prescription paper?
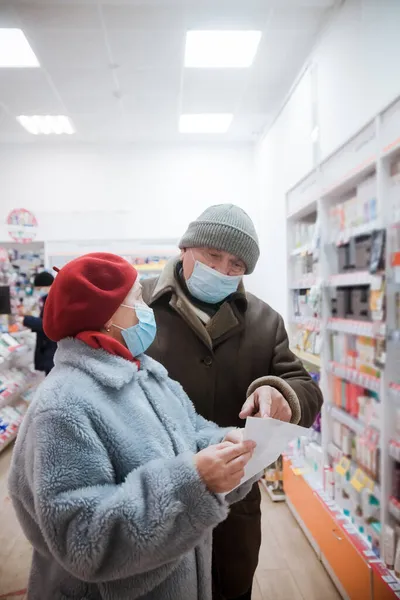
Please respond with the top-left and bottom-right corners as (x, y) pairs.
(238, 416), (312, 487)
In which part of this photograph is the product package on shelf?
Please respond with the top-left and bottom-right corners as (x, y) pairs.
(0, 244), (45, 453)
(261, 455), (285, 502)
(330, 331), (383, 380)
(328, 175), (378, 244)
(291, 282), (322, 365)
(0, 243), (45, 330)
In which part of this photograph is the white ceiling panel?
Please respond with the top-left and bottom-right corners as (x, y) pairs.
(117, 67), (181, 97)
(0, 111), (31, 138)
(182, 70), (247, 113)
(108, 30), (184, 70)
(186, 1), (271, 29)
(11, 0), (336, 6)
(48, 68), (115, 96)
(101, 5), (184, 31)
(29, 30), (109, 69)
(61, 90), (120, 114)
(0, 69), (62, 114)
(0, 0), (336, 143)
(0, 5), (20, 27)
(122, 92), (178, 117)
(17, 4), (102, 30)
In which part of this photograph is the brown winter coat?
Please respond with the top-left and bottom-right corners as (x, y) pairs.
(142, 258), (323, 598)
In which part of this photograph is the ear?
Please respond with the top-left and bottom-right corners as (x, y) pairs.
(180, 248), (186, 259)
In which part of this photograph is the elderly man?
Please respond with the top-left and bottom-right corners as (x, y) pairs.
(142, 204), (322, 600)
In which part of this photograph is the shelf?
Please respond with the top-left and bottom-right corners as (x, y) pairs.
(0, 427), (20, 454)
(292, 348), (321, 368)
(330, 406), (367, 435)
(321, 156), (376, 199)
(327, 442), (381, 500)
(383, 136), (400, 159)
(331, 219), (382, 246)
(327, 271), (383, 288)
(0, 375), (42, 455)
(290, 243), (314, 257)
(289, 275), (318, 289)
(0, 375), (38, 410)
(291, 316), (321, 331)
(389, 440), (400, 462)
(260, 478), (285, 502)
(310, 430), (322, 445)
(389, 497), (400, 523)
(327, 318), (386, 338)
(389, 383), (400, 401)
(328, 361), (381, 392)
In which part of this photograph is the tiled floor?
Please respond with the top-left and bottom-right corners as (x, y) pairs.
(0, 445), (341, 600)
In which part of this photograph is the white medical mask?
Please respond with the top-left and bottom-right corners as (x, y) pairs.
(112, 303), (156, 356)
(186, 259), (241, 304)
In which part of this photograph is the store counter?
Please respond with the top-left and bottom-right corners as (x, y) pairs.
(283, 456), (397, 600)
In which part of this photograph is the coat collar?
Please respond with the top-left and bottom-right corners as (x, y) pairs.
(148, 257), (247, 350)
(55, 338), (168, 389)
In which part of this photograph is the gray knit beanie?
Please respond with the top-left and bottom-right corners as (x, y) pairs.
(179, 204), (260, 274)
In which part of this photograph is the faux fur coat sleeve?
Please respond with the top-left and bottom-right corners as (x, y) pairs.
(164, 377), (260, 504)
(30, 406), (228, 583)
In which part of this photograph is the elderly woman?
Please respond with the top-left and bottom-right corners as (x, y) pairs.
(8, 253), (256, 600)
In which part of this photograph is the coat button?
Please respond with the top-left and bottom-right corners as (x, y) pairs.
(203, 356), (213, 367)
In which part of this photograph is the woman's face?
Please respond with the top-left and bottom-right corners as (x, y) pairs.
(103, 279), (145, 346)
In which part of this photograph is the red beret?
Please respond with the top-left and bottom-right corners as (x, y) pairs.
(44, 253), (138, 342)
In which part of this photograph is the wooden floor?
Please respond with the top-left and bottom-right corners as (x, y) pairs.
(0, 445), (341, 600)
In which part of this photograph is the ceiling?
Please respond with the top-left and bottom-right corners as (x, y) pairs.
(0, 0), (336, 144)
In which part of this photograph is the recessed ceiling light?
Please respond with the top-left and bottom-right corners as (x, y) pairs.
(0, 29), (40, 68)
(17, 115), (75, 135)
(179, 113), (233, 134)
(184, 30), (262, 69)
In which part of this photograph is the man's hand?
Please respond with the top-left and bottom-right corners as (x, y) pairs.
(239, 385), (292, 422)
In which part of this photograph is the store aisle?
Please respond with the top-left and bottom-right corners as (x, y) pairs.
(0, 446), (340, 600)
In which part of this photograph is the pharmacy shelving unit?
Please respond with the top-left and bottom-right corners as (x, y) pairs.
(0, 330), (43, 454)
(284, 95), (400, 600)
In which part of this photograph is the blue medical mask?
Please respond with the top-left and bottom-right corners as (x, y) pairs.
(113, 303), (156, 357)
(186, 260), (242, 304)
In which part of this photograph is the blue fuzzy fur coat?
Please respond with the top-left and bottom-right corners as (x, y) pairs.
(9, 339), (253, 600)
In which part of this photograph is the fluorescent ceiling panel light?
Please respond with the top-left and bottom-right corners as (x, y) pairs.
(17, 115), (75, 135)
(0, 29), (39, 67)
(185, 30), (262, 68)
(179, 113), (233, 134)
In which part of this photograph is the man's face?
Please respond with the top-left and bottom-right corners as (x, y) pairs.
(181, 247), (246, 279)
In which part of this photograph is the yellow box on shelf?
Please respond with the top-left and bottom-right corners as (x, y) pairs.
(335, 456), (351, 476)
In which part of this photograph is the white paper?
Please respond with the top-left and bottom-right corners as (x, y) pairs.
(237, 417), (312, 487)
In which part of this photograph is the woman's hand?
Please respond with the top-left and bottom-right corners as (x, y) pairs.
(223, 428), (244, 444)
(194, 440), (256, 494)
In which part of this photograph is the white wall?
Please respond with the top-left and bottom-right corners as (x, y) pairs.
(0, 143), (256, 242)
(252, 67), (314, 309)
(254, 0), (400, 319)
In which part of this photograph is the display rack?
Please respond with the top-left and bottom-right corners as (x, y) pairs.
(0, 330), (42, 454)
(45, 239), (178, 280)
(285, 95), (400, 599)
(0, 244), (46, 453)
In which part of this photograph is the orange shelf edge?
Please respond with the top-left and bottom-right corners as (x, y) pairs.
(282, 456), (398, 600)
